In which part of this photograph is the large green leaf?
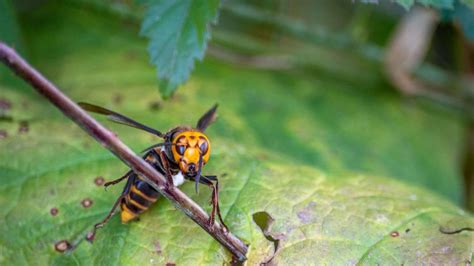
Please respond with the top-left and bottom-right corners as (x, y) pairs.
(0, 2), (472, 265)
(140, 0), (220, 98)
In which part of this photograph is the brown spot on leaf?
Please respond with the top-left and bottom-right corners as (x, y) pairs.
(86, 231), (95, 242)
(154, 241), (162, 255)
(94, 176), (105, 186)
(149, 100), (162, 111)
(50, 207), (58, 216)
(297, 201), (316, 224)
(165, 263), (176, 266)
(0, 130), (7, 139)
(81, 198), (93, 208)
(390, 231), (399, 237)
(54, 240), (71, 252)
(0, 98), (12, 111)
(18, 121), (29, 133)
(124, 50), (138, 60)
(112, 94), (123, 105)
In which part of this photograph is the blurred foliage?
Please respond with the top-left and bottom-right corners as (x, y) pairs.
(394, 0), (454, 9)
(0, 0), (31, 91)
(461, 0), (474, 8)
(457, 6), (474, 40)
(0, 0), (473, 264)
(0, 0), (24, 53)
(443, 1), (474, 40)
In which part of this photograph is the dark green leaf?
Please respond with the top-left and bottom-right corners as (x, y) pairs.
(0, 0), (25, 87)
(0, 0), (24, 53)
(140, 0), (220, 98)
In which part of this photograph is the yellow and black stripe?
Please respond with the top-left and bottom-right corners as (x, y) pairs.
(120, 150), (163, 223)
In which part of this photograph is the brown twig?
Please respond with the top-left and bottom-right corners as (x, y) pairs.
(0, 42), (248, 262)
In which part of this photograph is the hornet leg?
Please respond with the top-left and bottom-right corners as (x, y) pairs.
(87, 195), (124, 242)
(104, 170), (133, 190)
(159, 150), (174, 187)
(87, 173), (134, 241)
(200, 175), (229, 233)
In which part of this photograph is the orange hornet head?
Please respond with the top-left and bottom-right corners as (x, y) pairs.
(171, 131), (211, 190)
(168, 104), (217, 192)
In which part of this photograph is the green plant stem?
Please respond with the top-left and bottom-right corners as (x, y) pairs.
(0, 42), (248, 262)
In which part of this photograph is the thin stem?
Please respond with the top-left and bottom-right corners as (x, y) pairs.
(0, 42), (247, 262)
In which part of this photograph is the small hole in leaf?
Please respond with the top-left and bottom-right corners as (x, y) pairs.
(0, 130), (8, 139)
(50, 207), (58, 216)
(390, 231), (399, 237)
(54, 240), (71, 252)
(0, 98), (12, 111)
(154, 240), (162, 255)
(94, 176), (105, 186)
(18, 121), (29, 133)
(81, 198), (93, 208)
(86, 231), (95, 242)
